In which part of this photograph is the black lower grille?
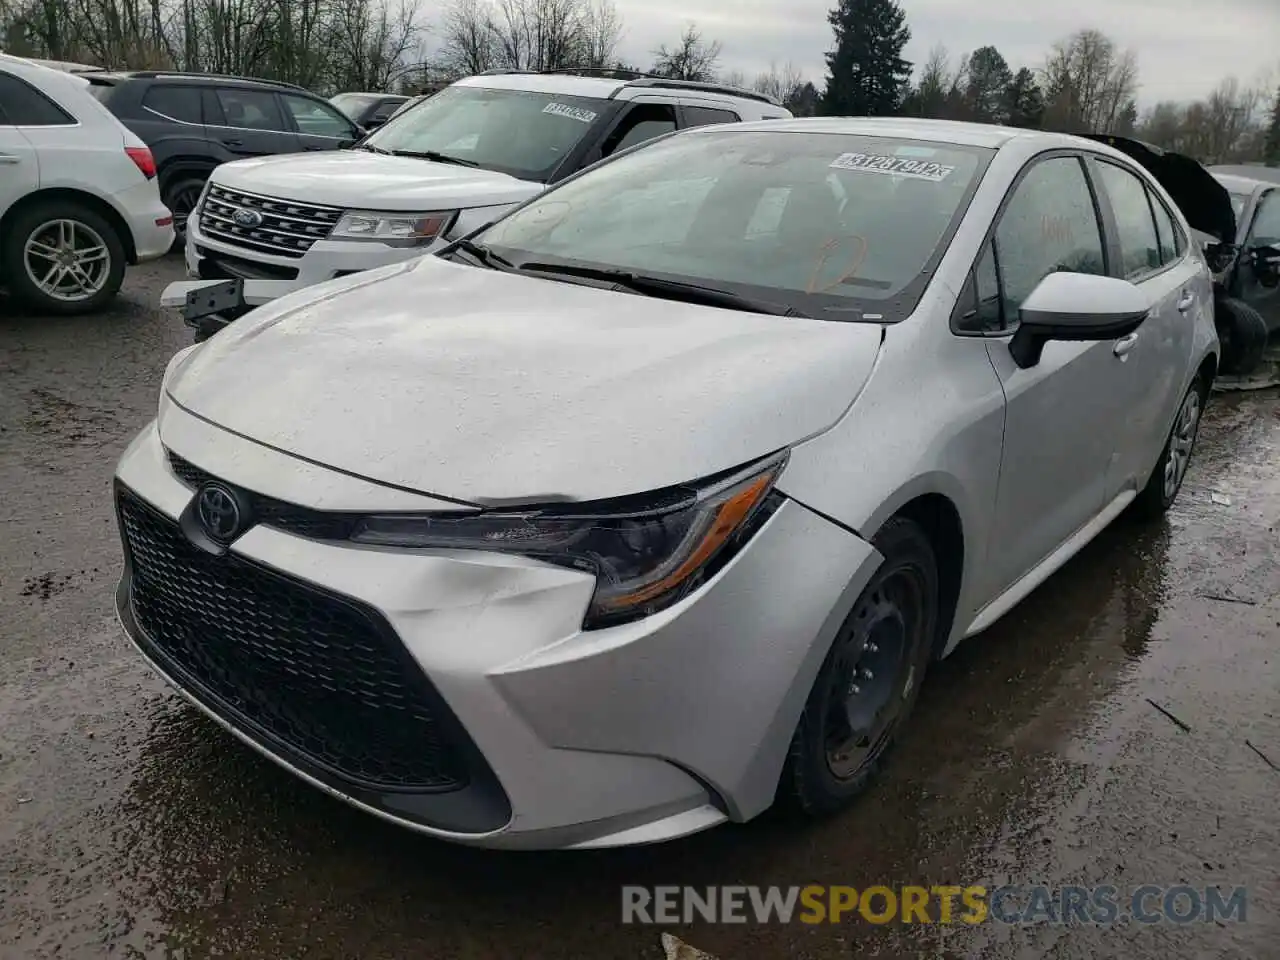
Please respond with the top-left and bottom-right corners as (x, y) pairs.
(118, 488), (468, 792)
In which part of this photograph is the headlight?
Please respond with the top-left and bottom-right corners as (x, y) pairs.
(331, 209), (457, 246)
(350, 452), (788, 628)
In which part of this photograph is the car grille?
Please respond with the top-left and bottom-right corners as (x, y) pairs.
(199, 184), (343, 259)
(117, 487), (469, 792)
(167, 451), (361, 540)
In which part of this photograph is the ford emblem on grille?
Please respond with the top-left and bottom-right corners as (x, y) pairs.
(197, 483), (245, 540)
(232, 207), (264, 228)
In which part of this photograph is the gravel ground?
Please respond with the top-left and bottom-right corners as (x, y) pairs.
(1, 255), (1277, 959)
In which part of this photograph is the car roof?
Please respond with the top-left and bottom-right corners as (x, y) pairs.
(455, 72), (628, 99)
(0, 52), (93, 90)
(88, 70), (306, 91)
(451, 71), (782, 109)
(688, 116), (1073, 149)
(335, 91), (407, 99)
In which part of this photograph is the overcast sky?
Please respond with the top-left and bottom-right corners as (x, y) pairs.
(603, 0), (1280, 106)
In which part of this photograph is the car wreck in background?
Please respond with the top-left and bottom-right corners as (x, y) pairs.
(1086, 137), (1278, 381)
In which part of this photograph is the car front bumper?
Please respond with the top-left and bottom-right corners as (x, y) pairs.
(112, 407), (880, 849)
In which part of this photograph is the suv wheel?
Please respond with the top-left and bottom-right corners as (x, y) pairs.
(162, 175), (206, 245)
(1, 201), (126, 315)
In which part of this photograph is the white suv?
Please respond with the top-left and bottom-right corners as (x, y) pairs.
(162, 69), (791, 335)
(0, 54), (173, 313)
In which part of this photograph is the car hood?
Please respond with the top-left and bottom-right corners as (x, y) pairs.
(1082, 134), (1237, 242)
(164, 257), (883, 505)
(210, 151), (542, 211)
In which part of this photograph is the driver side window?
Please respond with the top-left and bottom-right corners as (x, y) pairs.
(957, 155), (1107, 334)
(601, 104), (677, 158)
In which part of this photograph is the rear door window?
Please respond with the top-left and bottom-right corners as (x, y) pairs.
(1147, 190), (1185, 264)
(142, 84), (202, 124)
(214, 88), (285, 131)
(1094, 160), (1162, 280)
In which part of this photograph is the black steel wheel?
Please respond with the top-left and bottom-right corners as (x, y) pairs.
(781, 515), (938, 816)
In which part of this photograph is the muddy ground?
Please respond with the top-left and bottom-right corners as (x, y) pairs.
(0, 256), (1277, 959)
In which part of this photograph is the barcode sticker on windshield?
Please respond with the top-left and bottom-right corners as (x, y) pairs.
(543, 102), (598, 123)
(830, 152), (955, 182)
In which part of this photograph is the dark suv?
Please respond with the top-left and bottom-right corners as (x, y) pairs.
(86, 72), (364, 240)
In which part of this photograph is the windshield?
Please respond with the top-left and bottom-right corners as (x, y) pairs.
(1229, 192), (1249, 221)
(475, 130), (993, 321)
(363, 85), (611, 182)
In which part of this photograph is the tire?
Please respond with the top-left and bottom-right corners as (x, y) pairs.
(161, 174), (207, 246)
(1215, 296), (1268, 377)
(1131, 376), (1207, 520)
(0, 200), (126, 315)
(780, 515), (938, 816)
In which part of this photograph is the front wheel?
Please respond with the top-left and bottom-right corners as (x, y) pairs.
(1, 201), (126, 315)
(1132, 377), (1207, 520)
(780, 515), (938, 816)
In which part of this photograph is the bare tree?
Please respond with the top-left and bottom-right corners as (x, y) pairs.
(752, 60), (802, 103)
(436, 0), (497, 76)
(1040, 29), (1140, 133)
(651, 22), (720, 82)
(579, 0), (620, 68)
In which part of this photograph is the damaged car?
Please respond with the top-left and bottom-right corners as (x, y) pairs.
(114, 118), (1222, 849)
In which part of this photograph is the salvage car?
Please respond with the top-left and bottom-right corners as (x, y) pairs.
(1210, 171), (1280, 320)
(114, 117), (1224, 849)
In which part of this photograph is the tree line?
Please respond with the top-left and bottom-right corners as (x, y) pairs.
(1, 0), (1276, 166)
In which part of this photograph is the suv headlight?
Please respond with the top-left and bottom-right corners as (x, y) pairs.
(331, 209), (458, 246)
(350, 452), (788, 628)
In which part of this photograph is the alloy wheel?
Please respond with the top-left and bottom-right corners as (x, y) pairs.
(22, 219), (112, 303)
(168, 184), (202, 240)
(1163, 388), (1202, 500)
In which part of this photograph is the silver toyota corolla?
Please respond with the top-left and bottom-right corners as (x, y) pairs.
(113, 118), (1221, 850)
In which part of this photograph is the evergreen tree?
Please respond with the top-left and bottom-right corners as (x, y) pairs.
(965, 46), (1013, 124)
(1264, 86), (1280, 166)
(1113, 99), (1139, 136)
(820, 0), (912, 117)
(1005, 67), (1046, 129)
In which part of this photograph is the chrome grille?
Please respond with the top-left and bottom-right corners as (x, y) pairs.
(198, 184), (343, 259)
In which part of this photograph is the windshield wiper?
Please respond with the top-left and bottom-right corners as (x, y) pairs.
(515, 262), (810, 317)
(390, 149), (480, 168)
(355, 143), (392, 155)
(448, 238), (516, 271)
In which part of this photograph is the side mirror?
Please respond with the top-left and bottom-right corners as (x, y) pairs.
(1009, 272), (1149, 369)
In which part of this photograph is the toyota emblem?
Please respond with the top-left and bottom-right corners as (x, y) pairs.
(196, 483), (244, 541)
(232, 207), (264, 228)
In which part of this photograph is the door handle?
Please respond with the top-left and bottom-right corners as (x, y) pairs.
(1114, 332), (1139, 357)
(222, 138), (243, 147)
(1176, 291), (1195, 312)
(0, 153), (19, 164)
(304, 145), (324, 151)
